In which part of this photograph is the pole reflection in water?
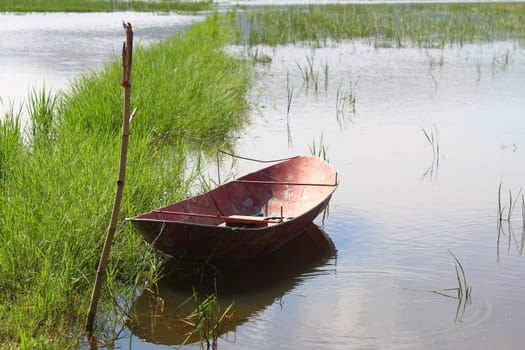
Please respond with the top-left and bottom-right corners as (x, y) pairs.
(129, 223), (336, 346)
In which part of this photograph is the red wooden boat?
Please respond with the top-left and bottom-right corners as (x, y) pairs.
(130, 155), (337, 261)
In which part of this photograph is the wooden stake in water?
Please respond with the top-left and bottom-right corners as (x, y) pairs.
(85, 21), (135, 333)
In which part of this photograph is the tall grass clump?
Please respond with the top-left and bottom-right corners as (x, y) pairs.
(0, 13), (251, 348)
(27, 86), (59, 148)
(0, 0), (212, 13)
(0, 106), (22, 186)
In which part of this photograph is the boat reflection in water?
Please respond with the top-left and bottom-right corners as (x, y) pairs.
(129, 223), (336, 346)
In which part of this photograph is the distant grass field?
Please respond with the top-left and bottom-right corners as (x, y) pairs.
(237, 2), (525, 47)
(0, 0), (212, 12)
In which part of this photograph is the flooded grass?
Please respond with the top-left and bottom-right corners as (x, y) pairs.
(285, 72), (294, 120)
(0, 0), (212, 13)
(309, 133), (329, 162)
(498, 183), (523, 223)
(449, 250), (472, 302)
(421, 124), (440, 181)
(522, 195), (525, 226)
(178, 290), (236, 348)
(237, 3), (525, 48)
(335, 75), (359, 127)
(0, 13), (251, 348)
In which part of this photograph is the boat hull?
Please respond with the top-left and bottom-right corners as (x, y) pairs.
(130, 156), (337, 261)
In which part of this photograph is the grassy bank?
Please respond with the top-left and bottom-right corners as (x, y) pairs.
(238, 2), (525, 48)
(0, 0), (212, 13)
(0, 12), (251, 348)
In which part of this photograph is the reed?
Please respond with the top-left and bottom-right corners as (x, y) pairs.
(497, 182), (523, 222)
(309, 133), (329, 162)
(496, 216), (525, 263)
(522, 194), (525, 226)
(306, 50), (320, 93)
(295, 50), (323, 93)
(286, 71), (294, 120)
(449, 250), (472, 323)
(247, 47), (272, 65)
(323, 60), (329, 92)
(449, 250), (472, 302)
(181, 290), (235, 349)
(400, 250), (472, 323)
(421, 125), (439, 160)
(0, 14), (251, 348)
(421, 124), (440, 181)
(492, 49), (513, 75)
(508, 189), (523, 222)
(335, 75), (359, 127)
(405, 251), (472, 303)
(498, 182), (505, 222)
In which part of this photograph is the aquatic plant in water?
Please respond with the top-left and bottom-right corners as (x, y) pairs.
(449, 250), (472, 323)
(310, 133), (329, 162)
(497, 182), (522, 223)
(421, 124), (440, 182)
(286, 71), (294, 120)
(335, 75), (359, 128)
(399, 251), (471, 323)
(181, 290), (236, 349)
(496, 184), (525, 261)
(294, 49), (333, 95)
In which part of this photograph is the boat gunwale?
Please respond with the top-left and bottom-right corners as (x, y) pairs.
(232, 179), (338, 187)
(128, 196), (332, 231)
(129, 216), (291, 231)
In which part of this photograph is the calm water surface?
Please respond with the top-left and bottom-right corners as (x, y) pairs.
(2, 10), (525, 350)
(126, 42), (525, 349)
(226, 42), (525, 350)
(0, 12), (201, 118)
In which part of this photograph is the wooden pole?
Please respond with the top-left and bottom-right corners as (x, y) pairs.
(85, 22), (134, 333)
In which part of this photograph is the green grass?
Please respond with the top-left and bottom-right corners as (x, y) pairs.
(0, 13), (251, 348)
(0, 0), (212, 13)
(235, 3), (525, 48)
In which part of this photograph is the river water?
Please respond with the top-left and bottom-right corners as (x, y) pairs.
(2, 7), (525, 350)
(0, 12), (202, 118)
